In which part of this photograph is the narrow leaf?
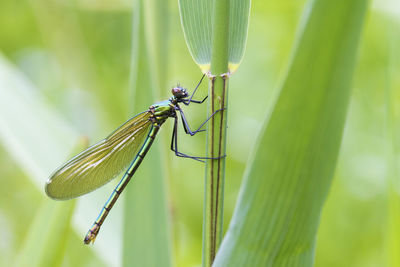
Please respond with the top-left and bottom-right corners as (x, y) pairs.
(384, 15), (400, 267)
(122, 0), (172, 266)
(0, 54), (78, 187)
(0, 54), (106, 265)
(213, 0), (369, 266)
(178, 0), (251, 73)
(15, 200), (76, 267)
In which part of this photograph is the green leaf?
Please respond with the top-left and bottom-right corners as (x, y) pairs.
(15, 200), (76, 267)
(384, 15), (400, 267)
(0, 54), (105, 266)
(122, 0), (172, 266)
(213, 0), (369, 266)
(178, 0), (251, 73)
(0, 54), (79, 186)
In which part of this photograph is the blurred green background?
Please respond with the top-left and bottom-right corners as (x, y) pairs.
(0, 0), (399, 266)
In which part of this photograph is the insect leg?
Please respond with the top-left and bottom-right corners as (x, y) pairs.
(171, 113), (226, 161)
(183, 74), (207, 105)
(170, 117), (205, 162)
(178, 107), (225, 136)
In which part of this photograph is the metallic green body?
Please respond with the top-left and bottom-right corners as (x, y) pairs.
(46, 97), (180, 244)
(83, 101), (174, 244)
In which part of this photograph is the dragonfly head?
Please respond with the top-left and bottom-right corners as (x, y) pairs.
(171, 86), (189, 100)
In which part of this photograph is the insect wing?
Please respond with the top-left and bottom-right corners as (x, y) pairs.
(46, 111), (152, 200)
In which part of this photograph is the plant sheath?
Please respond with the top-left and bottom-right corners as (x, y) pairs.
(202, 0), (230, 266)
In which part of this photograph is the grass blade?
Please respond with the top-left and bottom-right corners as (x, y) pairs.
(15, 200), (76, 267)
(0, 54), (78, 186)
(0, 54), (106, 265)
(122, 0), (171, 266)
(228, 0), (251, 72)
(384, 15), (400, 267)
(178, 0), (213, 72)
(178, 0), (250, 73)
(213, 0), (369, 266)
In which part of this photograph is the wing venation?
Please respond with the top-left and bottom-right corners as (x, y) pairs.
(46, 111), (152, 200)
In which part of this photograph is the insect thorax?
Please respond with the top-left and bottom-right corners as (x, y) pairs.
(149, 101), (176, 126)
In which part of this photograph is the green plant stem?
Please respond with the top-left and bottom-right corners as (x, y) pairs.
(202, 0), (230, 266)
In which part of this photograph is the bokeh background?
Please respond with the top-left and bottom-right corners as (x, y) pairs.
(0, 0), (399, 266)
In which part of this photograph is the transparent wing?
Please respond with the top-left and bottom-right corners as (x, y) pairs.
(46, 111), (152, 200)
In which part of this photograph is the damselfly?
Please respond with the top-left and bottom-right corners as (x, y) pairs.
(45, 75), (223, 244)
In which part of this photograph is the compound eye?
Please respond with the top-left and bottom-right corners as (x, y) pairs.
(172, 87), (187, 97)
(171, 87), (181, 96)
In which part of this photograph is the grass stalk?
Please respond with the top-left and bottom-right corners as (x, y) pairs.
(202, 0), (230, 266)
